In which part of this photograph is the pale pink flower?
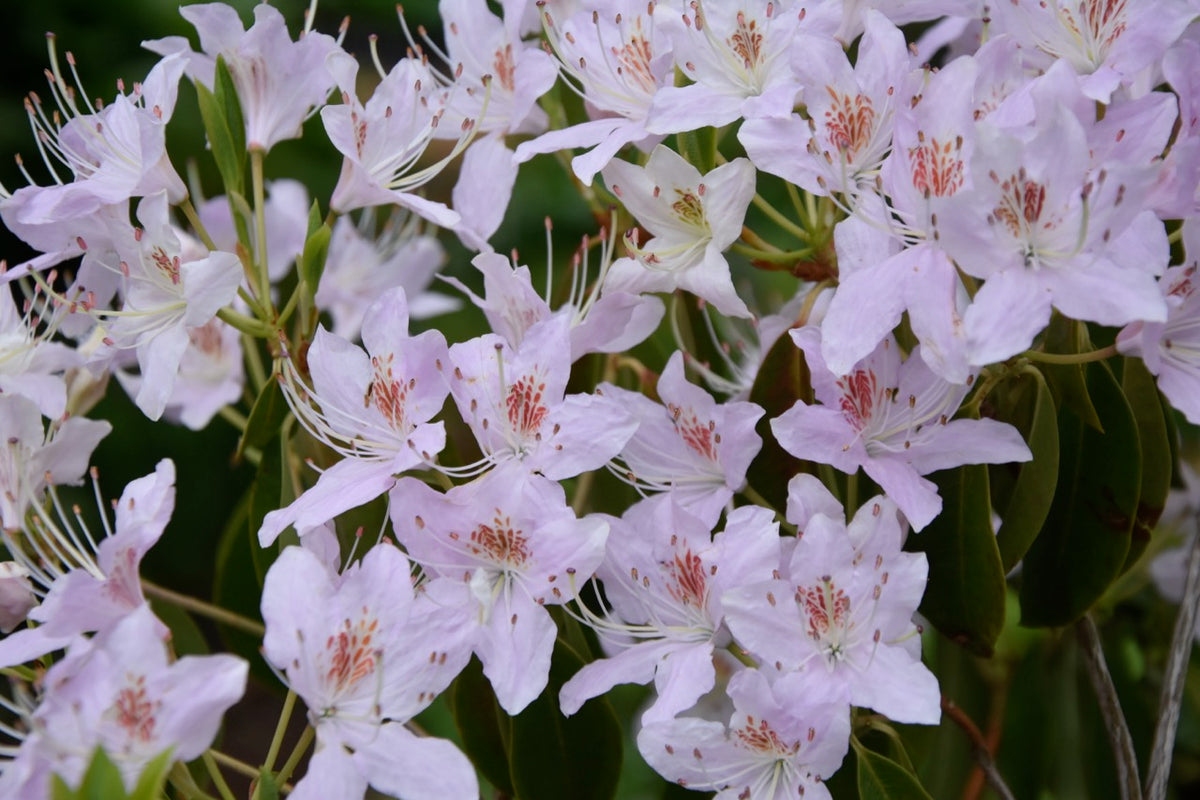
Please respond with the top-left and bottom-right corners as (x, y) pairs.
(0, 605), (246, 798)
(145, 2), (341, 152)
(772, 328), (1031, 530)
(724, 476), (941, 724)
(262, 544), (477, 800)
(638, 668), (851, 800)
(560, 497), (779, 723)
(391, 465), (608, 713)
(604, 145), (757, 318)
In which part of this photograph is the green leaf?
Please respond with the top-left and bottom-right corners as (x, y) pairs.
(1120, 356), (1172, 572)
(1040, 315), (1101, 430)
(247, 434), (286, 586)
(195, 56), (246, 197)
(508, 641), (623, 800)
(129, 750), (174, 800)
(909, 463), (1006, 656)
(148, 598), (209, 656)
(451, 657), (515, 796)
(214, 492), (271, 681)
(854, 738), (934, 800)
(297, 206), (331, 329)
(676, 127), (718, 175)
(56, 748), (130, 800)
(237, 377), (289, 460)
(992, 368), (1060, 572)
(1019, 360), (1141, 627)
(745, 323), (811, 510)
(255, 768), (280, 800)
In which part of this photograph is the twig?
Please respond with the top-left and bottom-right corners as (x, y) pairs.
(1146, 522), (1200, 799)
(1077, 614), (1142, 800)
(941, 695), (1016, 800)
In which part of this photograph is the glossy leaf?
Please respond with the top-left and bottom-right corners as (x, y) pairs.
(854, 737), (934, 800)
(1020, 360), (1141, 627)
(910, 463), (1006, 656)
(195, 56), (246, 197)
(237, 377), (289, 460)
(1040, 315), (1101, 430)
(745, 323), (811, 510)
(451, 657), (515, 797)
(992, 368), (1060, 573)
(509, 641), (622, 800)
(1120, 356), (1172, 572)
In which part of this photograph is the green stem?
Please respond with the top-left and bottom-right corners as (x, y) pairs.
(726, 643), (759, 668)
(276, 725), (315, 788)
(731, 242), (814, 264)
(251, 149), (272, 306)
(202, 752), (238, 800)
(571, 469), (597, 516)
(244, 337), (269, 393)
(845, 471), (858, 514)
(169, 762), (218, 800)
(264, 691), (298, 774)
(180, 198), (219, 252)
(1021, 344), (1118, 365)
(750, 192), (810, 241)
(217, 405), (248, 432)
(142, 580), (265, 638)
(217, 307), (274, 338)
(209, 750), (261, 782)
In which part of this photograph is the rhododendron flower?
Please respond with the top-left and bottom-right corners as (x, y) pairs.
(145, 2), (341, 152)
(773, 329), (1031, 530)
(0, 459), (176, 668)
(91, 193), (242, 421)
(600, 352), (764, 525)
(638, 668), (851, 800)
(604, 145), (756, 318)
(0, 395), (109, 531)
(0, 606), (246, 799)
(514, 0), (675, 185)
(260, 287), (448, 546)
(724, 476), (941, 724)
(444, 314), (637, 479)
(315, 212), (454, 341)
(391, 464), (608, 713)
(560, 497), (779, 723)
(262, 544), (476, 800)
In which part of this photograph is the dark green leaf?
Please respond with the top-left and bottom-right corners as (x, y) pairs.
(1040, 315), (1100, 429)
(452, 657), (515, 796)
(237, 377), (289, 460)
(855, 738), (934, 800)
(214, 492), (271, 681)
(247, 434), (286, 586)
(992, 368), (1060, 572)
(909, 463), (1005, 656)
(195, 57), (245, 197)
(148, 598), (209, 656)
(745, 324), (811, 510)
(676, 127), (718, 175)
(128, 750), (174, 800)
(1120, 356), (1172, 572)
(509, 641), (622, 800)
(1020, 360), (1140, 627)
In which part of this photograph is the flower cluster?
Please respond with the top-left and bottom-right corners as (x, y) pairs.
(2, 0), (1199, 798)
